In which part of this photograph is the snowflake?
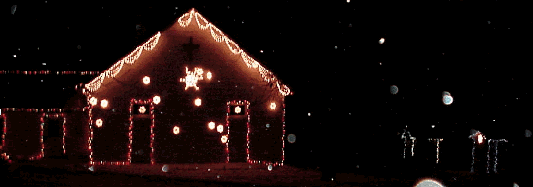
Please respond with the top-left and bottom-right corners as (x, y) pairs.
(180, 67), (204, 90)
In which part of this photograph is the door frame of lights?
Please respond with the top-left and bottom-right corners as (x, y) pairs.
(88, 99), (156, 166)
(0, 109), (66, 161)
(225, 100), (251, 163)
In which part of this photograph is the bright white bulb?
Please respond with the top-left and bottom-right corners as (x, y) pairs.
(308, 113), (311, 116)
(217, 125), (224, 133)
(270, 102), (276, 110)
(431, 125), (435, 128)
(208, 122), (215, 130)
(477, 134), (483, 144)
(13, 55), (16, 58)
(195, 98), (202, 106)
(221, 135), (228, 143)
(235, 106), (242, 114)
(95, 119), (103, 128)
(143, 76), (150, 84)
(268, 165), (273, 171)
(153, 96), (161, 104)
(207, 71), (212, 80)
(173, 126), (180, 135)
(379, 38), (385, 44)
(101, 100), (108, 108)
(89, 97), (98, 106)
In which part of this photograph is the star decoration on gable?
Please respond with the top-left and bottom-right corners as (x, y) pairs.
(180, 67), (204, 90)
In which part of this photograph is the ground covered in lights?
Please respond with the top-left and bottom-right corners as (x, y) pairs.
(0, 160), (520, 187)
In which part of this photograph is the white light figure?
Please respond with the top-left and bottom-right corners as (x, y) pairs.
(428, 138), (444, 164)
(401, 126), (416, 159)
(139, 106), (147, 114)
(486, 138), (508, 173)
(180, 67), (204, 90)
(235, 106), (241, 114)
(469, 131), (485, 173)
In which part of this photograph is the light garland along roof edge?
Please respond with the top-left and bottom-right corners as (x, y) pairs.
(84, 8), (292, 97)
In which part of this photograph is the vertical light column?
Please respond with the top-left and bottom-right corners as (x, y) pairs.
(225, 102), (230, 163)
(281, 99), (286, 166)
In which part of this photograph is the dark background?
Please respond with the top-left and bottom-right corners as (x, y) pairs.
(3, 0), (532, 175)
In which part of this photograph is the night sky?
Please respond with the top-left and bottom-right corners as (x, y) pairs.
(3, 1), (532, 173)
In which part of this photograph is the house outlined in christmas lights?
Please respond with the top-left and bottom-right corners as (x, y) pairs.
(0, 8), (292, 167)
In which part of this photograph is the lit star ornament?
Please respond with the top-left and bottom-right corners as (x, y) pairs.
(217, 125), (224, 133)
(221, 135), (228, 143)
(100, 99), (108, 108)
(173, 126), (180, 135)
(139, 106), (147, 114)
(208, 122), (215, 130)
(180, 67), (204, 90)
(235, 106), (242, 114)
(153, 96), (161, 105)
(270, 102), (276, 110)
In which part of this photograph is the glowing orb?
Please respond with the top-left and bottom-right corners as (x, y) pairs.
(221, 135), (228, 143)
(270, 102), (276, 110)
(139, 106), (147, 114)
(390, 85), (398, 95)
(95, 119), (103, 128)
(266, 124), (270, 128)
(195, 98), (202, 106)
(431, 125), (435, 129)
(526, 129), (531, 138)
(173, 126), (180, 135)
(162, 164), (169, 172)
(217, 125), (224, 133)
(415, 179), (443, 187)
(153, 96), (161, 105)
(235, 106), (241, 114)
(208, 122), (216, 130)
(143, 76), (150, 84)
(288, 134), (296, 143)
(267, 164), (273, 171)
(514, 182), (519, 187)
(207, 71), (212, 80)
(89, 97), (98, 106)
(379, 38), (385, 44)
(100, 99), (108, 108)
(308, 113), (311, 116)
(443, 95), (453, 105)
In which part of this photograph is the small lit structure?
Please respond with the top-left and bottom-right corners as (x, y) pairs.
(208, 122), (215, 130)
(195, 98), (202, 106)
(100, 99), (108, 108)
(173, 126), (180, 135)
(95, 119), (103, 128)
(143, 76), (150, 84)
(153, 96), (161, 104)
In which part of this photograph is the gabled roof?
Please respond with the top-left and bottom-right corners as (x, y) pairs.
(84, 8), (291, 97)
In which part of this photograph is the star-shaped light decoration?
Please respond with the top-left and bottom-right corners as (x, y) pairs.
(179, 67), (204, 90)
(139, 106), (147, 114)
